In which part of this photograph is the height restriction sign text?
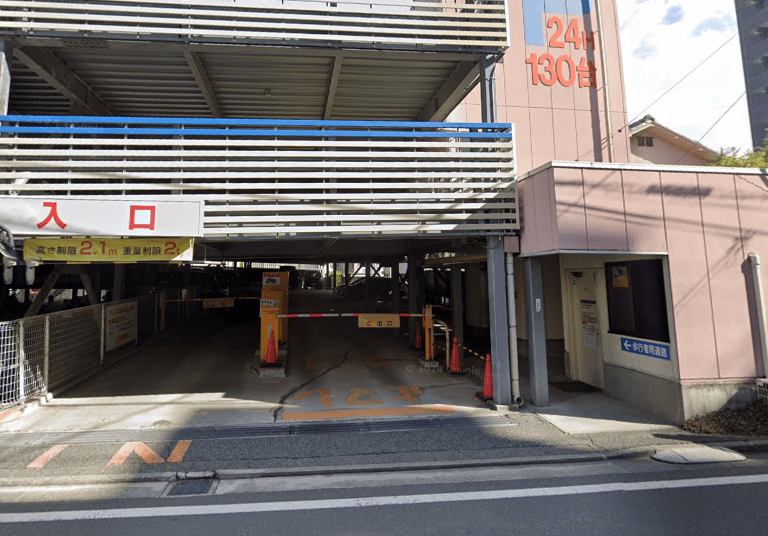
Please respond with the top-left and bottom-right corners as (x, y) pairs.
(24, 238), (194, 263)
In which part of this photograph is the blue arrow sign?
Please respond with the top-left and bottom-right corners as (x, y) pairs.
(620, 337), (671, 360)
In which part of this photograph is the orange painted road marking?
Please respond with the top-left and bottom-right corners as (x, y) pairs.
(26, 445), (67, 470)
(105, 442), (165, 469)
(283, 405), (455, 421)
(105, 440), (193, 469)
(293, 389), (333, 407)
(387, 386), (424, 404)
(346, 388), (384, 406)
(167, 440), (193, 463)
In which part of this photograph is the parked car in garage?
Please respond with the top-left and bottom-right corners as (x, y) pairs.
(298, 269), (323, 289)
(334, 277), (400, 302)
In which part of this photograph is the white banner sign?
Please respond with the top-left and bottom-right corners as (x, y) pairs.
(0, 197), (203, 237)
(105, 301), (138, 352)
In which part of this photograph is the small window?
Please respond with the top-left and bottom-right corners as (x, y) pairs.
(637, 136), (654, 147)
(605, 260), (669, 342)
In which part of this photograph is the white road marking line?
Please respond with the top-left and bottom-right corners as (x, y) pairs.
(3, 473), (768, 523)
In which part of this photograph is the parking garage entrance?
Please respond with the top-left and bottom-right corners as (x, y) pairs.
(1, 282), (498, 433)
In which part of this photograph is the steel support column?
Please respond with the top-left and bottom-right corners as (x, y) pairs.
(407, 254), (421, 347)
(0, 41), (11, 115)
(487, 236), (512, 405)
(524, 257), (549, 406)
(344, 261), (350, 302)
(391, 257), (401, 337)
(481, 52), (508, 405)
(480, 54), (497, 124)
(364, 259), (371, 305)
(112, 264), (125, 302)
(451, 265), (464, 362)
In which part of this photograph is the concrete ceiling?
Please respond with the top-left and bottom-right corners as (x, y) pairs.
(7, 40), (482, 122)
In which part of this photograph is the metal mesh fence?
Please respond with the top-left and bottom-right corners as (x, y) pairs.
(0, 321), (21, 407)
(0, 318), (48, 408)
(47, 306), (102, 390)
(21, 316), (47, 400)
(0, 292), (195, 409)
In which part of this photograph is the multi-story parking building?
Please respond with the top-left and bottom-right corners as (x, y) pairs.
(1, 1), (767, 423)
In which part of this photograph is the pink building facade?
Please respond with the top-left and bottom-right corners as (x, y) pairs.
(451, 0), (631, 174)
(452, 1), (768, 421)
(518, 162), (768, 422)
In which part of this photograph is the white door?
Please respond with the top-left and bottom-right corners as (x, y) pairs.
(570, 270), (604, 389)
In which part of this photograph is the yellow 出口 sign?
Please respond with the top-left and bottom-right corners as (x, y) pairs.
(24, 238), (194, 263)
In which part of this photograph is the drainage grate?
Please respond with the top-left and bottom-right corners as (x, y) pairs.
(167, 479), (214, 497)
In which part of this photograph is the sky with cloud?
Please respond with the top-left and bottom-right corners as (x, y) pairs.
(615, 0), (750, 152)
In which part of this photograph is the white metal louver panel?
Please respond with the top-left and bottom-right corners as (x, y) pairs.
(0, 116), (518, 238)
(0, 0), (509, 52)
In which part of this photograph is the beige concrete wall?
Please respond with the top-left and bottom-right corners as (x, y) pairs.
(450, 0), (631, 174)
(630, 136), (712, 166)
(559, 253), (679, 383)
(514, 254), (564, 342)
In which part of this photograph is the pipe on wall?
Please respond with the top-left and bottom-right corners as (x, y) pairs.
(748, 253), (768, 377)
(505, 252), (523, 406)
(594, 0), (614, 163)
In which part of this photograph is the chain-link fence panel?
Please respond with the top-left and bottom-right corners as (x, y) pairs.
(0, 321), (21, 408)
(20, 316), (47, 400)
(47, 305), (102, 390)
(1, 292), (179, 409)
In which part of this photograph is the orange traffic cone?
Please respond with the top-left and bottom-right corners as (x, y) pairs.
(265, 329), (278, 365)
(449, 337), (461, 374)
(414, 322), (423, 350)
(477, 353), (493, 401)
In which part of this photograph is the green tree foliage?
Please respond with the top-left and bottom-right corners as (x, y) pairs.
(710, 147), (768, 168)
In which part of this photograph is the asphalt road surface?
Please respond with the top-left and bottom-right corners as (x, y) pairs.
(1, 454), (767, 535)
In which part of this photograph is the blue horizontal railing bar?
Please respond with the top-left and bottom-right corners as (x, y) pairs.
(0, 115), (512, 131)
(0, 127), (512, 139)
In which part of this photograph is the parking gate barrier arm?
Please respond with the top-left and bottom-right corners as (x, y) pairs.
(276, 313), (424, 318)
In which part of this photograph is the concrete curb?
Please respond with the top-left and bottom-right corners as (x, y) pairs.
(0, 472), (178, 487)
(0, 393), (52, 426)
(0, 449), (653, 487)
(710, 438), (768, 453)
(1, 438), (766, 487)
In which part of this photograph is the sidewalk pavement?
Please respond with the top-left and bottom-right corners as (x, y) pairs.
(1, 292), (766, 486)
(1, 388), (766, 487)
